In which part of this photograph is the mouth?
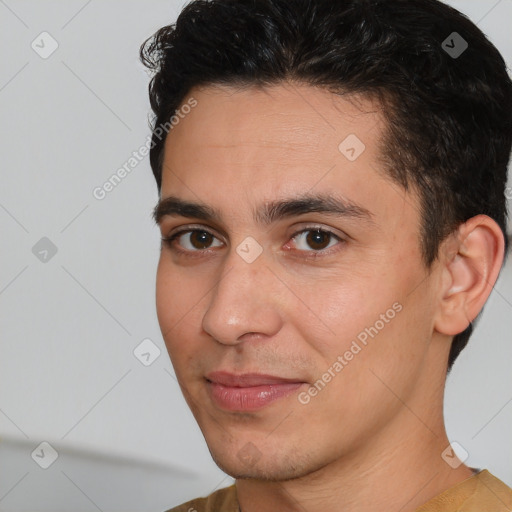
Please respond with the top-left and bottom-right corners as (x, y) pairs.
(205, 371), (306, 412)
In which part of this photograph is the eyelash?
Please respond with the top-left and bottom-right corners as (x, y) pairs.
(161, 225), (345, 259)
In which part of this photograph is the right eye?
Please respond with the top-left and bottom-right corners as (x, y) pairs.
(162, 228), (224, 252)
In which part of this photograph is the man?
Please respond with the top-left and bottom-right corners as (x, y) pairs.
(140, 0), (512, 510)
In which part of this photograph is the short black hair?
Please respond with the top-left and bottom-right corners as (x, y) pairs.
(140, 0), (512, 370)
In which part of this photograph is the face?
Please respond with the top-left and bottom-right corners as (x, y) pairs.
(155, 83), (444, 480)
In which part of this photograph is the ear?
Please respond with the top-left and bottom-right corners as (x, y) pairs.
(434, 215), (505, 336)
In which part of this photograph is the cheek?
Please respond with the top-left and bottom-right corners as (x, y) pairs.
(155, 258), (176, 332)
(304, 271), (395, 347)
(306, 260), (430, 374)
(155, 258), (197, 346)
(155, 257), (211, 369)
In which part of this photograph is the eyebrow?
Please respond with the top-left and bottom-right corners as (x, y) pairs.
(153, 193), (375, 228)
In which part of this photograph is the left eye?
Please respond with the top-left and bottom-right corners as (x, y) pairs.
(291, 229), (341, 251)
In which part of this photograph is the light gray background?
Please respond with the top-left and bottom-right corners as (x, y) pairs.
(0, 1), (511, 511)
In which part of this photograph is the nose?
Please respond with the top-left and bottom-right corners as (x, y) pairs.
(201, 246), (283, 345)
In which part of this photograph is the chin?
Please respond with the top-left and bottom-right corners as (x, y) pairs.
(207, 440), (317, 482)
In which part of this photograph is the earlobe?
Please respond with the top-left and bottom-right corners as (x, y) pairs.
(434, 215), (505, 337)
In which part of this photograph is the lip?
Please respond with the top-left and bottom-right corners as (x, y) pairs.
(205, 372), (306, 411)
(206, 371), (305, 387)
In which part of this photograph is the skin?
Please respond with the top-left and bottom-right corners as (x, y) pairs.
(154, 82), (504, 512)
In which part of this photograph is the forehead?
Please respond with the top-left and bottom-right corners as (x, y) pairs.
(164, 82), (385, 166)
(159, 82), (417, 228)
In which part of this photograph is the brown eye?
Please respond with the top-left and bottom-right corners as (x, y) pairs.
(189, 230), (215, 249)
(169, 229), (223, 251)
(291, 228), (341, 252)
(305, 230), (332, 250)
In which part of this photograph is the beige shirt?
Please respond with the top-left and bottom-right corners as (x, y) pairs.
(166, 470), (512, 512)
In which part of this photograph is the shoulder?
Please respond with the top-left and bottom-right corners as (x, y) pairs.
(164, 484), (238, 512)
(415, 470), (512, 512)
(473, 470), (512, 510)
